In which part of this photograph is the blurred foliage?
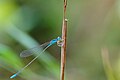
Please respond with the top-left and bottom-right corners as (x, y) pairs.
(0, 0), (120, 80)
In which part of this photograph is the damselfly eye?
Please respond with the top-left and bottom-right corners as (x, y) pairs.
(57, 39), (64, 47)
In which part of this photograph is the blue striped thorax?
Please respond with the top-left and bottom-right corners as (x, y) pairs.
(49, 37), (62, 46)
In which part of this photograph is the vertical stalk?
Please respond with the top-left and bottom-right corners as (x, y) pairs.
(60, 0), (67, 80)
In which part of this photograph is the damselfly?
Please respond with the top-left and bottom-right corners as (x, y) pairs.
(10, 37), (62, 79)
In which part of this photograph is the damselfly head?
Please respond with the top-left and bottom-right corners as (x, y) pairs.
(57, 37), (61, 41)
(57, 39), (64, 47)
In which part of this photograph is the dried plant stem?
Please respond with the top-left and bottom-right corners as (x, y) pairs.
(60, 19), (67, 80)
(60, 0), (67, 80)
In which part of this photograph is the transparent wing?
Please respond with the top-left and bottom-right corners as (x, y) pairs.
(20, 42), (50, 58)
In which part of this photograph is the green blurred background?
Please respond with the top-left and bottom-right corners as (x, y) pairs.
(0, 0), (120, 80)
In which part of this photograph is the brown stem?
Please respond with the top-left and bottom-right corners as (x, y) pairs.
(60, 19), (67, 80)
(60, 0), (67, 80)
(64, 0), (67, 19)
